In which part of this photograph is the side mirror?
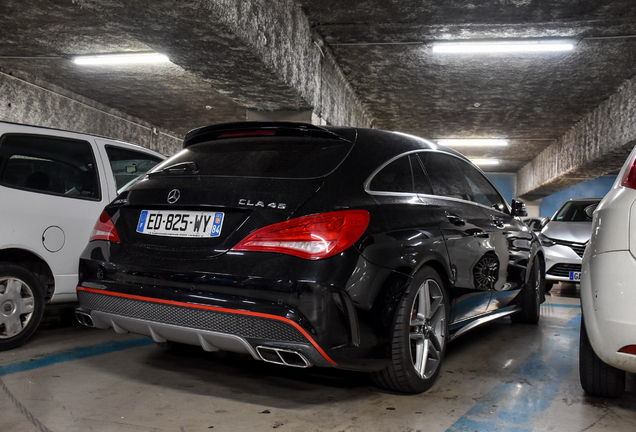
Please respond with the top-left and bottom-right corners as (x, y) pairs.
(584, 204), (598, 220)
(511, 199), (527, 217)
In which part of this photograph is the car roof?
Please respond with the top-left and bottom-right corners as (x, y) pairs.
(183, 121), (469, 162)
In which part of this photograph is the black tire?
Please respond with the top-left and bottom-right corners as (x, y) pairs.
(0, 263), (45, 351)
(545, 281), (553, 292)
(371, 266), (449, 394)
(579, 317), (625, 398)
(511, 255), (542, 324)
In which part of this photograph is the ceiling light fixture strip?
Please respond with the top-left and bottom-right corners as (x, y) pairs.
(74, 53), (170, 65)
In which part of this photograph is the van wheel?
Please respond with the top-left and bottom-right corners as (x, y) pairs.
(511, 255), (542, 324)
(0, 264), (45, 351)
(371, 266), (448, 393)
(579, 318), (625, 398)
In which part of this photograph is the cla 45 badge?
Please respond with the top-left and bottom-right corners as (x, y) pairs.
(238, 199), (286, 209)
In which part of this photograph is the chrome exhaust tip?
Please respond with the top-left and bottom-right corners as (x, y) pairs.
(75, 310), (94, 328)
(256, 346), (312, 368)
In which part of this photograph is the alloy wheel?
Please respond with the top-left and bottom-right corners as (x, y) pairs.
(409, 279), (446, 379)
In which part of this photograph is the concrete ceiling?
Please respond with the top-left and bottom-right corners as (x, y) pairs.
(2, 0), (636, 175)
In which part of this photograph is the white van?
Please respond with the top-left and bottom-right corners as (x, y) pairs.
(0, 122), (165, 350)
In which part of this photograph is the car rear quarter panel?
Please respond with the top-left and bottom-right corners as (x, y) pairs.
(581, 249), (636, 373)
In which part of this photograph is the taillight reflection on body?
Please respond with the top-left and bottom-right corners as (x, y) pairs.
(232, 210), (370, 260)
(90, 211), (120, 242)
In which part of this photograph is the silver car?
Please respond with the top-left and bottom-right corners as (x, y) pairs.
(539, 198), (601, 290)
(523, 216), (549, 232)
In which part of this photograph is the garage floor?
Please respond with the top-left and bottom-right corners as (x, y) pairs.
(1, 284), (634, 432)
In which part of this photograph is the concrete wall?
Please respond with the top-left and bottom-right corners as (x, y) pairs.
(0, 71), (182, 156)
(518, 76), (636, 200)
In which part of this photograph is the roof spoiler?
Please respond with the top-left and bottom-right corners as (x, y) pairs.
(183, 121), (351, 148)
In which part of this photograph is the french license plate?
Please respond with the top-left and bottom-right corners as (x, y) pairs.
(136, 210), (224, 238)
(569, 271), (581, 282)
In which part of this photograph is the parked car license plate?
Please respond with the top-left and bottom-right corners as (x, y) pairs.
(569, 271), (581, 281)
(137, 210), (224, 238)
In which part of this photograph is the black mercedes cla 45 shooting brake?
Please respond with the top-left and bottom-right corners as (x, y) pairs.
(76, 122), (545, 393)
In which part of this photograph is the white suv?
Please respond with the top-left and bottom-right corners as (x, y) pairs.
(0, 122), (165, 350)
(580, 144), (636, 397)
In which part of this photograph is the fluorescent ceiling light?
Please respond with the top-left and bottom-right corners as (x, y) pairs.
(74, 53), (170, 65)
(437, 139), (508, 147)
(470, 159), (500, 166)
(432, 41), (574, 54)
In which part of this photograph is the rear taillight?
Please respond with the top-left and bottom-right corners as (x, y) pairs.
(619, 345), (636, 356)
(89, 211), (120, 243)
(620, 150), (636, 190)
(232, 210), (370, 260)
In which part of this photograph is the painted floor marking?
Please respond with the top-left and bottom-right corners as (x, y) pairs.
(0, 337), (154, 377)
(541, 303), (580, 308)
(446, 313), (582, 432)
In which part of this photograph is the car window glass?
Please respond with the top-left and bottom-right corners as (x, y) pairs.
(418, 153), (470, 200)
(454, 158), (508, 212)
(410, 154), (434, 195)
(159, 137), (352, 179)
(554, 200), (599, 221)
(369, 155), (413, 193)
(105, 146), (163, 193)
(0, 134), (100, 200)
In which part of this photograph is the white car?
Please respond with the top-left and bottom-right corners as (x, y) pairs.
(580, 145), (636, 397)
(0, 122), (165, 350)
(540, 198), (600, 290)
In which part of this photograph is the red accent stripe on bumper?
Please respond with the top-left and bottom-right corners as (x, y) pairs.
(77, 286), (337, 365)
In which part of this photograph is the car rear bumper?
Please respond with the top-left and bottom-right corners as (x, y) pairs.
(581, 250), (636, 373)
(76, 286), (337, 367)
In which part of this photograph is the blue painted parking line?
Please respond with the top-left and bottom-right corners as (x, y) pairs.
(446, 313), (581, 432)
(0, 337), (155, 377)
(541, 303), (580, 308)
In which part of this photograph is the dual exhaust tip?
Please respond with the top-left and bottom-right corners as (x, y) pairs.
(256, 346), (312, 368)
(75, 310), (94, 328)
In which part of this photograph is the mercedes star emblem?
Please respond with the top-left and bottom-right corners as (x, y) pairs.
(167, 189), (180, 204)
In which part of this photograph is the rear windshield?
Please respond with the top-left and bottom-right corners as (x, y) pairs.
(553, 200), (599, 222)
(151, 137), (352, 179)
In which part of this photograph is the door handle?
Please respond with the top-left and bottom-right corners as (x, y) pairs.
(490, 217), (505, 229)
(446, 213), (466, 226)
(466, 228), (489, 238)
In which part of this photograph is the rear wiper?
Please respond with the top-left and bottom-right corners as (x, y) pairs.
(149, 161), (199, 176)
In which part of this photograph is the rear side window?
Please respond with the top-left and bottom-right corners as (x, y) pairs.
(368, 154), (434, 195)
(0, 134), (100, 200)
(369, 155), (413, 193)
(105, 146), (163, 193)
(154, 137), (352, 179)
(418, 153), (470, 200)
